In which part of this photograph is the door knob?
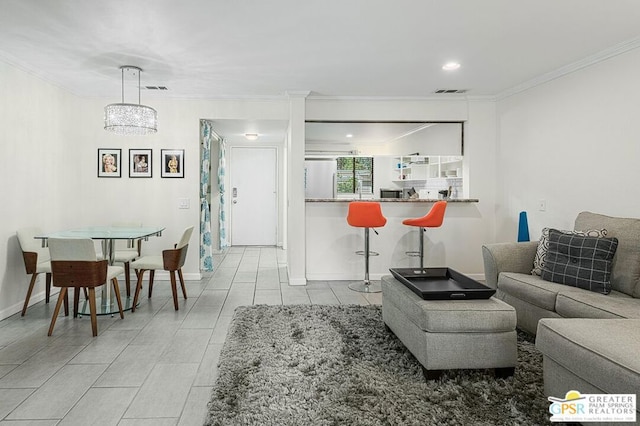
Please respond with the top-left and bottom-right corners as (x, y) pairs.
(232, 199), (238, 204)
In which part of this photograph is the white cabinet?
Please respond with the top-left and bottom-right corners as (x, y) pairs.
(410, 163), (430, 180)
(392, 156), (428, 181)
(431, 156), (463, 178)
(392, 156), (462, 182)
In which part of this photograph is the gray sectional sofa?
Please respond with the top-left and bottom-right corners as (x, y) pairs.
(482, 211), (640, 422)
(482, 211), (640, 335)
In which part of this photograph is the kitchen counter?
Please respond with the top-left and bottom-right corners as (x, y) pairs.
(305, 199), (486, 282)
(306, 198), (479, 203)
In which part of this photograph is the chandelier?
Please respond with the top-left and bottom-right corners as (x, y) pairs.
(104, 66), (157, 135)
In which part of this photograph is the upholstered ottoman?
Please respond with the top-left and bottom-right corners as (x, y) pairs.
(381, 275), (518, 379)
(536, 318), (640, 423)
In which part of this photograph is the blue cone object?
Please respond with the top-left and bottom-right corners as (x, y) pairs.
(518, 211), (530, 242)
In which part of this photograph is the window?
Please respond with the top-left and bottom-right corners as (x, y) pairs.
(336, 157), (373, 195)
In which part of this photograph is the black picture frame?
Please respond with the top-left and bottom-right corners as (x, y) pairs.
(98, 148), (122, 178)
(161, 149), (185, 178)
(129, 149), (152, 178)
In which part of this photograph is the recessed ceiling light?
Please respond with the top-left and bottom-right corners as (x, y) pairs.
(442, 62), (461, 71)
(244, 133), (259, 141)
(346, 134), (353, 138)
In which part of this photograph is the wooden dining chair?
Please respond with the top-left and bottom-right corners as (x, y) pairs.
(109, 222), (144, 297)
(16, 227), (56, 316)
(48, 238), (125, 337)
(131, 226), (194, 312)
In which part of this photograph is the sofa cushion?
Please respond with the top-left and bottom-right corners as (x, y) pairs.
(536, 318), (640, 397)
(555, 289), (640, 319)
(498, 272), (569, 311)
(541, 229), (618, 295)
(575, 211), (640, 297)
(532, 227), (607, 276)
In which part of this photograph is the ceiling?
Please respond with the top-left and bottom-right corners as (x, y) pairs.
(2, 0), (640, 141)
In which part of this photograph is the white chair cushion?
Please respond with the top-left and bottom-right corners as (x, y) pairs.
(177, 226), (194, 249)
(17, 227), (51, 262)
(36, 260), (51, 274)
(130, 256), (164, 271)
(49, 238), (97, 261)
(107, 265), (125, 281)
(113, 250), (138, 262)
(99, 250), (138, 262)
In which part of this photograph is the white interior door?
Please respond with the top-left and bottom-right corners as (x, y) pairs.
(230, 147), (277, 245)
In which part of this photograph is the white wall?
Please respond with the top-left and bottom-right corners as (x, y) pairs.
(0, 60), (290, 319)
(495, 48), (640, 242)
(391, 123), (462, 156)
(305, 98), (499, 278)
(287, 94), (308, 285)
(75, 96), (288, 277)
(0, 61), (82, 319)
(6, 44), (636, 317)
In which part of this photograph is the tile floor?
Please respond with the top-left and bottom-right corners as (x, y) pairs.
(0, 246), (381, 425)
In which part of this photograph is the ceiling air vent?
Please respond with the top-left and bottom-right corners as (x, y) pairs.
(145, 86), (169, 90)
(434, 89), (467, 94)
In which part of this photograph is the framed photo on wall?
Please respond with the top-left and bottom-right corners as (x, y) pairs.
(129, 149), (152, 178)
(98, 148), (121, 178)
(161, 149), (184, 178)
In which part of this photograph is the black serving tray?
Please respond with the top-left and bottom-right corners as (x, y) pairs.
(389, 267), (496, 300)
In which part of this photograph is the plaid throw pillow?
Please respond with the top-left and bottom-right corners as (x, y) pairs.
(531, 227), (607, 276)
(541, 228), (618, 294)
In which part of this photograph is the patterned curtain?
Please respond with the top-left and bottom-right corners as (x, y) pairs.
(199, 120), (214, 271)
(218, 136), (229, 248)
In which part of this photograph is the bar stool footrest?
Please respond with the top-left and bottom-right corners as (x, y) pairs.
(356, 251), (380, 256)
(348, 281), (382, 293)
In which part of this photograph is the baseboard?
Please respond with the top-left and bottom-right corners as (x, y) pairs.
(141, 271), (202, 281)
(0, 288), (61, 322)
(288, 277), (307, 286)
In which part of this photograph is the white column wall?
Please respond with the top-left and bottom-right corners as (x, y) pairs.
(287, 93), (308, 285)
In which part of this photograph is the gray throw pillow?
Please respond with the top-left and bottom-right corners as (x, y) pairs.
(531, 227), (607, 276)
(541, 228), (618, 294)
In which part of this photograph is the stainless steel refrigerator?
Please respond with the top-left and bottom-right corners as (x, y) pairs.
(304, 159), (337, 198)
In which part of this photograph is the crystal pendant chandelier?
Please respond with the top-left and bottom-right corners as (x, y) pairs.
(104, 66), (157, 135)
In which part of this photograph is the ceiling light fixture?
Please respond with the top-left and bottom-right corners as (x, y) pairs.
(104, 66), (158, 135)
(244, 133), (259, 141)
(346, 134), (353, 138)
(442, 62), (461, 71)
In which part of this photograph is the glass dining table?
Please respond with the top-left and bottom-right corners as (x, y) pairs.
(35, 226), (165, 315)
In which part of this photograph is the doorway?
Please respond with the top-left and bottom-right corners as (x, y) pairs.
(229, 147), (277, 245)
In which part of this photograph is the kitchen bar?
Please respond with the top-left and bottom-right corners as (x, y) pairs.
(305, 198), (483, 282)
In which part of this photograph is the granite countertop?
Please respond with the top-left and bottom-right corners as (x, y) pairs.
(306, 198), (479, 203)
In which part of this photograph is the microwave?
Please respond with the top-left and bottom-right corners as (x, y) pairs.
(380, 189), (402, 199)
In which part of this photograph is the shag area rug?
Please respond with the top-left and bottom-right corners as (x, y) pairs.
(205, 305), (552, 425)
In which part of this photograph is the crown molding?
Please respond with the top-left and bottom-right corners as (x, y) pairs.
(285, 90), (311, 98)
(306, 94), (470, 102)
(497, 36), (640, 101)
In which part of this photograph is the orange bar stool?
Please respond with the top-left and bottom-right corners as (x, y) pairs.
(402, 200), (447, 272)
(346, 201), (387, 293)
